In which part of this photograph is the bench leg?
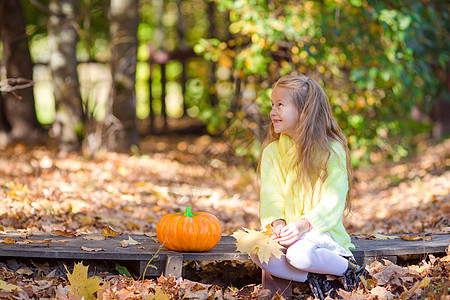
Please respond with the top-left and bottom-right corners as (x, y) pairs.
(164, 254), (184, 278)
(262, 270), (292, 298)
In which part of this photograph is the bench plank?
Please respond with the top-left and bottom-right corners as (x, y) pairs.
(0, 233), (448, 277)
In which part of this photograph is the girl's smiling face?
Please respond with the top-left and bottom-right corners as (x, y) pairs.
(270, 86), (299, 138)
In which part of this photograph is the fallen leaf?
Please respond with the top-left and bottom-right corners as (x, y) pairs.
(144, 288), (170, 300)
(182, 288), (208, 299)
(81, 246), (104, 252)
(366, 259), (419, 287)
(102, 225), (119, 238)
(400, 234), (424, 241)
(121, 236), (141, 248)
(45, 269), (58, 278)
(337, 289), (365, 299)
(115, 264), (131, 276)
(96, 280), (110, 299)
(372, 234), (399, 240)
(52, 230), (76, 238)
(370, 286), (395, 300)
(55, 284), (71, 299)
(65, 262), (102, 300)
(16, 267), (34, 275)
(355, 234), (399, 240)
(442, 255), (450, 263)
(232, 228), (284, 264)
(4, 238), (16, 244)
(400, 276), (430, 298)
(83, 235), (105, 241)
(0, 280), (23, 292)
(17, 228), (32, 238)
(17, 239), (52, 244)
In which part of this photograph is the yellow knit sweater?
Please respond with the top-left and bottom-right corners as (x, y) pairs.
(259, 134), (354, 251)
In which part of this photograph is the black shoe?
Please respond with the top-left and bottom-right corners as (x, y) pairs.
(307, 273), (343, 300)
(343, 258), (365, 292)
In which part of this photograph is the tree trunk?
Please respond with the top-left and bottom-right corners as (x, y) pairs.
(431, 98), (450, 139)
(176, 0), (188, 116)
(148, 44), (155, 134)
(0, 25), (11, 138)
(48, 0), (84, 151)
(161, 63), (167, 131)
(0, 93), (10, 147)
(106, 0), (139, 151)
(0, 0), (41, 142)
(207, 1), (218, 107)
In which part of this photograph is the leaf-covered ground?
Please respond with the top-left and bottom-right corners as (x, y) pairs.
(0, 135), (449, 299)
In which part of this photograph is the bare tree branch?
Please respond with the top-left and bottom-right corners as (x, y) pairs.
(0, 78), (35, 97)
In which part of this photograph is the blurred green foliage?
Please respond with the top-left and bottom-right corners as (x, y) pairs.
(196, 0), (448, 166)
(21, 0), (448, 166)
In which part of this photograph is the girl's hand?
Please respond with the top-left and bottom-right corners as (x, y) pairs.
(270, 219), (286, 239)
(272, 219), (311, 246)
(272, 223), (301, 246)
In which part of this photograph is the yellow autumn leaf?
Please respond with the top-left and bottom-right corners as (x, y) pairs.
(232, 228), (284, 264)
(4, 237), (16, 244)
(261, 224), (275, 236)
(401, 234), (423, 241)
(102, 225), (119, 238)
(0, 279), (23, 292)
(145, 288), (170, 300)
(65, 262), (102, 300)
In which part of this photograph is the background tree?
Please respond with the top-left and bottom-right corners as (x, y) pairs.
(48, 0), (84, 151)
(104, 0), (139, 151)
(0, 0), (41, 142)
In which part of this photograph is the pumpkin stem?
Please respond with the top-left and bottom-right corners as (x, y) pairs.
(183, 206), (194, 217)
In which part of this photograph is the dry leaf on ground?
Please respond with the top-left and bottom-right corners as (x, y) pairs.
(121, 236), (141, 247)
(0, 136), (448, 299)
(102, 225), (119, 238)
(370, 286), (395, 300)
(81, 246), (104, 252)
(52, 230), (76, 237)
(4, 238), (16, 244)
(0, 280), (23, 292)
(400, 234), (426, 241)
(83, 235), (105, 241)
(65, 262), (102, 300)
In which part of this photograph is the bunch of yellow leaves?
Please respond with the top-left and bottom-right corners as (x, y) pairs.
(232, 226), (284, 264)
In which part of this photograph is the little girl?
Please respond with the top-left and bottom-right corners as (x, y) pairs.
(252, 74), (361, 299)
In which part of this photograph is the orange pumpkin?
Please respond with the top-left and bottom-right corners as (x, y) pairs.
(156, 206), (222, 251)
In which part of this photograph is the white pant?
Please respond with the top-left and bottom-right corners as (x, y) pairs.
(250, 238), (349, 282)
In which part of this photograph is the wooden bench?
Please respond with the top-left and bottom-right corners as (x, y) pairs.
(0, 233), (448, 278)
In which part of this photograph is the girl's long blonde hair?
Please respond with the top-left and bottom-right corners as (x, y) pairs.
(261, 74), (353, 212)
